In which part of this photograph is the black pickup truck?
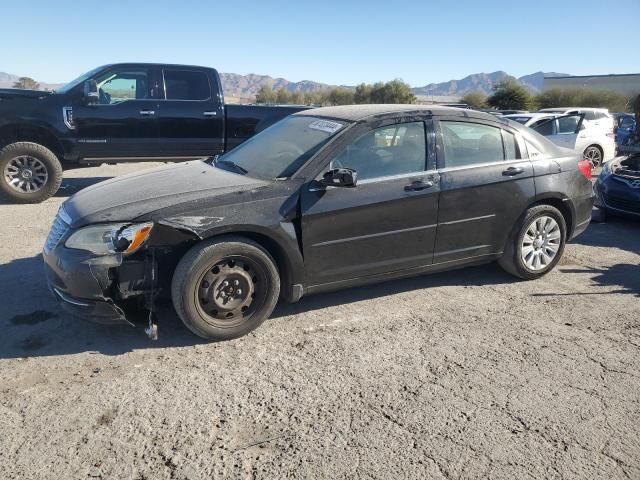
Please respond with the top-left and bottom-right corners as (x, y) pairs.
(0, 63), (308, 202)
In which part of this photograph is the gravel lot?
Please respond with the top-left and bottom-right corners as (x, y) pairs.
(0, 163), (639, 479)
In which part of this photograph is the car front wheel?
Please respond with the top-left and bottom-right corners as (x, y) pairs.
(499, 205), (567, 280)
(171, 236), (280, 340)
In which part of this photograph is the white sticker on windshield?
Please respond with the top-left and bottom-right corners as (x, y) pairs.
(308, 120), (343, 134)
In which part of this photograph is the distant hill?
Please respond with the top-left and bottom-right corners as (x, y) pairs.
(412, 71), (571, 97)
(0, 69), (571, 98)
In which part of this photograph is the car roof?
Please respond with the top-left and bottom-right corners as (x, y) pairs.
(539, 107), (609, 113)
(504, 113), (555, 120)
(294, 104), (502, 122)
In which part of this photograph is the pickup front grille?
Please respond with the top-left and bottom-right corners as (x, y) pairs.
(44, 209), (70, 253)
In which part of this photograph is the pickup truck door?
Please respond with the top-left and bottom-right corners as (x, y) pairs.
(156, 68), (225, 157)
(73, 66), (162, 160)
(300, 119), (440, 287)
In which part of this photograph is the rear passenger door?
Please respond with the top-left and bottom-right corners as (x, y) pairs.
(434, 118), (534, 264)
(546, 114), (585, 151)
(157, 68), (224, 157)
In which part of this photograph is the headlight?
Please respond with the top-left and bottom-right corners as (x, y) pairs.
(65, 222), (153, 255)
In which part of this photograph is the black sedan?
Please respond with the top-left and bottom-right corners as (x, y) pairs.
(43, 105), (594, 340)
(594, 154), (640, 219)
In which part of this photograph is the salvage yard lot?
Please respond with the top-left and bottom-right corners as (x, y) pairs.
(0, 163), (639, 479)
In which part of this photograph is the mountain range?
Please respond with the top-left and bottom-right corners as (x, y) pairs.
(0, 69), (570, 98)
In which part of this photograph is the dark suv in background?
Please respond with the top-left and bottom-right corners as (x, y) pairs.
(43, 105), (594, 341)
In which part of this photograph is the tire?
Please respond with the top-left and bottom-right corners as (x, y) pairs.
(583, 145), (603, 168)
(0, 142), (63, 203)
(498, 205), (567, 280)
(171, 236), (280, 340)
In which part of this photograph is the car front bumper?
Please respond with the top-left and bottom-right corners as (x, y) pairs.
(43, 244), (134, 326)
(594, 177), (640, 218)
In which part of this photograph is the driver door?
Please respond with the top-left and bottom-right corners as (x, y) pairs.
(300, 119), (440, 286)
(73, 66), (162, 160)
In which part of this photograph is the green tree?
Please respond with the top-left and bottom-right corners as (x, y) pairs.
(326, 87), (355, 105)
(461, 91), (488, 109)
(488, 79), (533, 110)
(535, 88), (631, 112)
(354, 79), (415, 104)
(13, 77), (40, 90)
(255, 85), (277, 104)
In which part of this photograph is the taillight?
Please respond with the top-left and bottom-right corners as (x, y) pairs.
(578, 159), (592, 180)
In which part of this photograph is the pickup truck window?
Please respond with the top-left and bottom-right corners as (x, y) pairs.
(215, 116), (345, 179)
(97, 70), (150, 104)
(163, 70), (210, 101)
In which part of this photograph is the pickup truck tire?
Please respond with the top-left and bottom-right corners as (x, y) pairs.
(0, 142), (63, 203)
(498, 205), (567, 280)
(171, 236), (280, 340)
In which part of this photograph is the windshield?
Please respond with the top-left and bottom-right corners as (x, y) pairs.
(55, 66), (104, 94)
(215, 115), (347, 179)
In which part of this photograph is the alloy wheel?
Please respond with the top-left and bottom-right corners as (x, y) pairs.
(3, 156), (49, 193)
(584, 147), (602, 168)
(520, 215), (561, 271)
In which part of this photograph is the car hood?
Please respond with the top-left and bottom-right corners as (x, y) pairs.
(0, 88), (52, 100)
(63, 161), (269, 226)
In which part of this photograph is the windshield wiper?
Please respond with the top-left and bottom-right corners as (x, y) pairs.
(213, 157), (248, 175)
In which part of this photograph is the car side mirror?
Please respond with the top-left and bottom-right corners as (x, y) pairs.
(320, 168), (357, 188)
(83, 79), (99, 104)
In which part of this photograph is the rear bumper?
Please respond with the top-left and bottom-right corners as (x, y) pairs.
(568, 192), (594, 240)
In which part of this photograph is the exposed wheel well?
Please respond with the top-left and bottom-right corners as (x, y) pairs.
(0, 124), (64, 160)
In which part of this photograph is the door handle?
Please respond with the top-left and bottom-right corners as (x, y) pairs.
(139, 110), (155, 116)
(404, 180), (434, 191)
(203, 111), (218, 116)
(502, 166), (525, 176)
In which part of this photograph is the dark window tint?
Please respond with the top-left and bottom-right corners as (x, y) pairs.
(164, 70), (210, 100)
(331, 122), (426, 180)
(531, 118), (555, 136)
(440, 121), (506, 167)
(557, 116), (581, 134)
(620, 117), (635, 129)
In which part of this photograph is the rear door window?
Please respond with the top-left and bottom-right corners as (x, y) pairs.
(530, 118), (555, 136)
(163, 70), (211, 100)
(556, 115), (581, 135)
(440, 121), (517, 167)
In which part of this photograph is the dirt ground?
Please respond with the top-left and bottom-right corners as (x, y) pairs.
(0, 163), (639, 479)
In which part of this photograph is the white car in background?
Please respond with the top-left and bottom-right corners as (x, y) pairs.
(504, 112), (615, 167)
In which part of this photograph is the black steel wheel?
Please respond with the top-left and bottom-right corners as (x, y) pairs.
(171, 236), (280, 340)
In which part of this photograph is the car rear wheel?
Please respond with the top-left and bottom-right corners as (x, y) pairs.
(584, 145), (603, 168)
(171, 236), (280, 340)
(0, 142), (63, 203)
(498, 205), (567, 280)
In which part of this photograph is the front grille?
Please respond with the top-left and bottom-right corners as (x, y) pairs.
(44, 209), (70, 253)
(604, 193), (640, 213)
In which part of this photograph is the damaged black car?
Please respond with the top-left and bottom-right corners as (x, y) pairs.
(43, 105), (594, 340)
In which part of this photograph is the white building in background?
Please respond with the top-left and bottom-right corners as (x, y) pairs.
(544, 73), (640, 96)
